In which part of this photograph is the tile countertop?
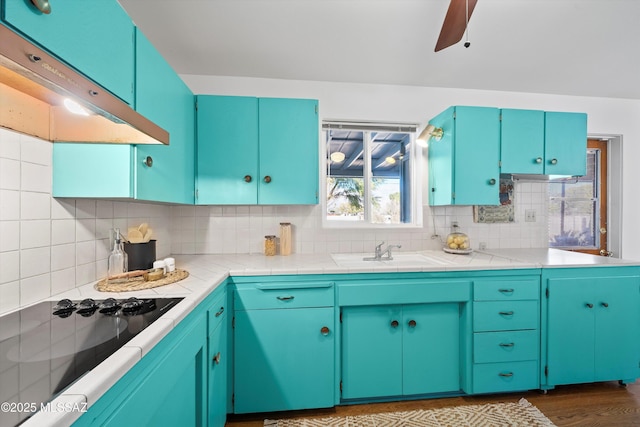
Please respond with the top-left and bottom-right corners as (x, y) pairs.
(22, 248), (640, 426)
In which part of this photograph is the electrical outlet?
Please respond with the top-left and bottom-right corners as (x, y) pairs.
(525, 209), (536, 222)
(479, 242), (487, 250)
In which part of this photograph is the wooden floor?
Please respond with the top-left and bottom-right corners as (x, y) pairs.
(225, 381), (640, 426)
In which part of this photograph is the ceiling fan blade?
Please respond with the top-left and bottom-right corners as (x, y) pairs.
(435, 0), (478, 52)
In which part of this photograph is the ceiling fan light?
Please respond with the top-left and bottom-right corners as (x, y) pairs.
(330, 151), (346, 162)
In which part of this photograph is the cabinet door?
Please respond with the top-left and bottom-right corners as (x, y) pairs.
(402, 304), (460, 395)
(453, 106), (500, 205)
(99, 316), (207, 426)
(208, 317), (228, 427)
(500, 109), (545, 174)
(341, 306), (402, 399)
(258, 98), (319, 204)
(196, 96), (259, 204)
(3, 0), (134, 104)
(135, 30), (195, 204)
(234, 307), (334, 413)
(428, 107), (455, 205)
(544, 112), (587, 176)
(546, 277), (596, 385)
(593, 277), (640, 382)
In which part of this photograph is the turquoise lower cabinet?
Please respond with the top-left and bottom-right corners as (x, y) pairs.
(233, 280), (335, 413)
(208, 296), (228, 427)
(196, 96), (319, 205)
(428, 106), (501, 206)
(73, 307), (208, 426)
(471, 276), (540, 394)
(543, 268), (640, 388)
(341, 303), (461, 400)
(2, 0), (135, 104)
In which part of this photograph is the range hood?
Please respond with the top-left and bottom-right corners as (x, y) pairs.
(0, 24), (168, 145)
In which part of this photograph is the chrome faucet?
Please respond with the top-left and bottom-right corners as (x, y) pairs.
(364, 242), (402, 261)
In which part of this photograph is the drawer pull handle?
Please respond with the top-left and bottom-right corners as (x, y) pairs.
(390, 320), (399, 328)
(499, 372), (514, 378)
(277, 296), (295, 301)
(408, 320), (417, 328)
(586, 303), (594, 309)
(601, 302), (609, 308)
(213, 352), (221, 365)
(499, 311), (514, 316)
(320, 326), (330, 336)
(215, 306), (224, 317)
(498, 288), (514, 294)
(499, 342), (515, 348)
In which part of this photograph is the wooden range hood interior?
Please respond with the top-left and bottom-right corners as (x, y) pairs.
(0, 25), (168, 145)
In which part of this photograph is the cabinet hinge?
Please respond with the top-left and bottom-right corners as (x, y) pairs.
(546, 288), (549, 298)
(452, 192), (456, 199)
(232, 393), (235, 407)
(195, 189), (199, 200)
(498, 160), (502, 168)
(499, 113), (502, 121)
(339, 381), (343, 395)
(195, 100), (198, 111)
(544, 366), (548, 377)
(339, 311), (343, 323)
(232, 317), (235, 329)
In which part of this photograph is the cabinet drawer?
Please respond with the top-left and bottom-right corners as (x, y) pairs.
(208, 293), (227, 334)
(473, 361), (538, 394)
(473, 301), (538, 332)
(474, 330), (539, 363)
(474, 278), (539, 301)
(235, 282), (334, 310)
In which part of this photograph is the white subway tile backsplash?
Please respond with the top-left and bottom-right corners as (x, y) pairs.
(51, 243), (75, 271)
(20, 136), (52, 166)
(0, 158), (20, 190)
(0, 132), (21, 159)
(75, 262), (96, 286)
(20, 162), (51, 193)
(20, 247), (50, 278)
(76, 241), (96, 266)
(0, 251), (20, 284)
(19, 274), (51, 307)
(76, 200), (96, 219)
(0, 281), (19, 314)
(51, 199), (75, 220)
(20, 192), (49, 220)
(0, 221), (19, 252)
(51, 219), (75, 245)
(76, 218), (96, 242)
(20, 220), (51, 249)
(0, 190), (20, 220)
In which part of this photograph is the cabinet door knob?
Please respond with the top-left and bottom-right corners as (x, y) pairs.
(499, 311), (514, 316)
(264, 175), (272, 183)
(499, 372), (514, 377)
(143, 156), (153, 167)
(390, 320), (399, 328)
(535, 157), (543, 164)
(244, 175), (252, 183)
(408, 320), (417, 328)
(320, 326), (330, 336)
(489, 178), (497, 185)
(276, 296), (294, 301)
(31, 0), (51, 14)
(549, 158), (558, 165)
(586, 303), (594, 308)
(601, 302), (609, 308)
(214, 306), (224, 317)
(213, 352), (221, 365)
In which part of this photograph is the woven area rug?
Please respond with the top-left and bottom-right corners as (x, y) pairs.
(264, 398), (556, 426)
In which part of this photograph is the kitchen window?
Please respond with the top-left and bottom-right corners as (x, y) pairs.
(548, 139), (607, 254)
(322, 121), (421, 227)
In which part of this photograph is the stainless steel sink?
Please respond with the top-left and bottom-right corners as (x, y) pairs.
(331, 252), (452, 267)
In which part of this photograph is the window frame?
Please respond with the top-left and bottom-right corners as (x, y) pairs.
(321, 120), (423, 229)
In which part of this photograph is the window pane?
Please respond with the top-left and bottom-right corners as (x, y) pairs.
(370, 132), (411, 224)
(327, 130), (364, 221)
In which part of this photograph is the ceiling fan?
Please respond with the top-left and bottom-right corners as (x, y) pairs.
(435, 0), (478, 52)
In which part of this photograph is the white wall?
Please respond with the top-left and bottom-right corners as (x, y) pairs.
(0, 129), (172, 315)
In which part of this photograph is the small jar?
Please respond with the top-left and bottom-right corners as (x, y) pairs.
(279, 222), (292, 256)
(264, 235), (277, 256)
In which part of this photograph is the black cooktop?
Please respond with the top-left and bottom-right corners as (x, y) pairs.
(0, 297), (183, 426)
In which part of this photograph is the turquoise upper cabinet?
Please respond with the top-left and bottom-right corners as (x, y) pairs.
(543, 268), (640, 388)
(196, 96), (319, 205)
(53, 30), (195, 203)
(544, 112), (587, 176)
(134, 30), (195, 204)
(428, 106), (500, 205)
(500, 109), (545, 174)
(500, 109), (587, 176)
(196, 96), (259, 204)
(2, 0), (134, 104)
(258, 98), (319, 204)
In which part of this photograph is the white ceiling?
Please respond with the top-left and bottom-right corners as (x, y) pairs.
(119, 0), (640, 100)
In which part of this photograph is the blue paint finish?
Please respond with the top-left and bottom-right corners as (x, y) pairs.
(3, 0), (135, 104)
(544, 112), (588, 175)
(500, 109), (546, 174)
